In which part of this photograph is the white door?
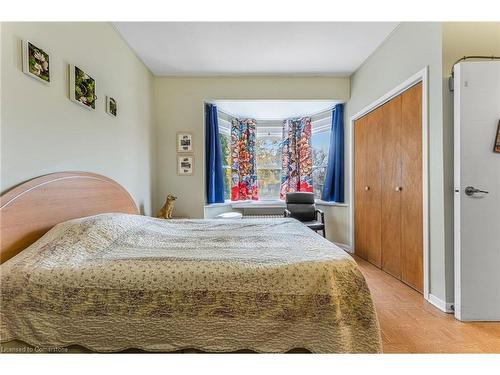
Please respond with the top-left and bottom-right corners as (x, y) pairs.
(454, 61), (500, 321)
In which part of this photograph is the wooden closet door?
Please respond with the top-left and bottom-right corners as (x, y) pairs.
(354, 116), (367, 259)
(401, 82), (423, 292)
(363, 109), (383, 267)
(381, 96), (402, 279)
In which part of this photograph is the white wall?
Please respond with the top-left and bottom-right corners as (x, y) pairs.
(347, 23), (447, 302)
(1, 22), (155, 214)
(154, 76), (350, 242)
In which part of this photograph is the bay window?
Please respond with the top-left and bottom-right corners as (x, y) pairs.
(217, 109), (332, 201)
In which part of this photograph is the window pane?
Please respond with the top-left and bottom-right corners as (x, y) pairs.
(256, 134), (282, 199)
(257, 169), (282, 199)
(312, 167), (327, 199)
(219, 133), (231, 167)
(223, 167), (231, 200)
(256, 135), (282, 169)
(219, 133), (231, 200)
(311, 130), (331, 199)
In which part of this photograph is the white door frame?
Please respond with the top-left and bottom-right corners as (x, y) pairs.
(348, 66), (430, 301)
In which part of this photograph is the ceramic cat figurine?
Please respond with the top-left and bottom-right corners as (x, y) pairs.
(156, 194), (178, 219)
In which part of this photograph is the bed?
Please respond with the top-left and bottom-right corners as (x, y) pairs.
(0, 172), (381, 353)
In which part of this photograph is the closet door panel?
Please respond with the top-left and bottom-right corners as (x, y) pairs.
(364, 109), (383, 268)
(354, 117), (367, 260)
(401, 82), (423, 292)
(381, 96), (402, 279)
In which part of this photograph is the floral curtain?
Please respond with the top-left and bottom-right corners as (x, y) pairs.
(231, 118), (259, 200)
(280, 117), (313, 199)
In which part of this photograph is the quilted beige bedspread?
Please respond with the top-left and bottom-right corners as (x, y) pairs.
(0, 214), (381, 353)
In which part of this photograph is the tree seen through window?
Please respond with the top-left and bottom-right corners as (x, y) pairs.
(218, 117), (331, 201)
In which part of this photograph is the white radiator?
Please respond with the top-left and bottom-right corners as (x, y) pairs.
(243, 214), (284, 219)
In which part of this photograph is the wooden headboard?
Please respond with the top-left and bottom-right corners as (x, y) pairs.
(0, 172), (139, 263)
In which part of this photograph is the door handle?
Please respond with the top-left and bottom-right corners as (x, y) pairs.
(365, 186), (370, 191)
(464, 186), (489, 196)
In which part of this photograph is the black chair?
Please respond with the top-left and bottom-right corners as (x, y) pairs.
(284, 192), (325, 237)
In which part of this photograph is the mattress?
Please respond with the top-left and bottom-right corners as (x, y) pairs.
(0, 213), (381, 353)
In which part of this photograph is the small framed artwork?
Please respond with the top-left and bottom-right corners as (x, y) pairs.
(177, 155), (194, 176)
(22, 40), (50, 84)
(177, 132), (193, 152)
(106, 96), (117, 117)
(69, 64), (96, 110)
(494, 120), (500, 153)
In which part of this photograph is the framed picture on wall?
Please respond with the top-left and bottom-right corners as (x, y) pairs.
(69, 64), (96, 110)
(177, 155), (194, 176)
(494, 120), (500, 153)
(106, 96), (117, 117)
(22, 40), (51, 84)
(177, 132), (193, 152)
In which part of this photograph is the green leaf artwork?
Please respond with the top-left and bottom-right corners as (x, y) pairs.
(28, 42), (50, 82)
(109, 97), (117, 116)
(74, 66), (96, 109)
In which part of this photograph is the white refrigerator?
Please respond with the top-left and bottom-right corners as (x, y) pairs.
(454, 61), (500, 321)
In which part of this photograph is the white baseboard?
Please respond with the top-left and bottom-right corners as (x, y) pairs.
(428, 294), (454, 313)
(333, 242), (352, 252)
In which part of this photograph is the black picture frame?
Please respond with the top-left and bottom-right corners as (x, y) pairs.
(494, 120), (500, 153)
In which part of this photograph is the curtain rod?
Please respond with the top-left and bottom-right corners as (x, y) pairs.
(217, 106), (336, 122)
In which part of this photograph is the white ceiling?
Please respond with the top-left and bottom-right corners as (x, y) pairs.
(113, 22), (399, 76)
(213, 100), (339, 119)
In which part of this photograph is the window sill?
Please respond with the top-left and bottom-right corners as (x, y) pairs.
(205, 199), (349, 209)
(315, 200), (349, 207)
(230, 200), (286, 209)
(204, 201), (232, 208)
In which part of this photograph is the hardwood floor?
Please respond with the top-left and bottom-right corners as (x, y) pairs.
(354, 255), (500, 353)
